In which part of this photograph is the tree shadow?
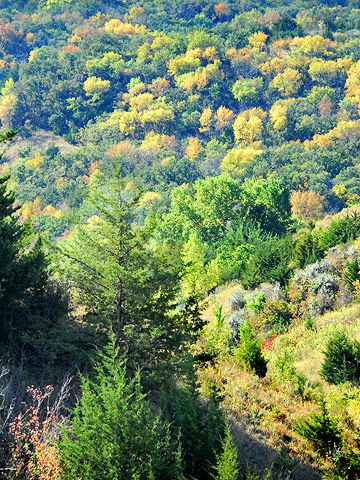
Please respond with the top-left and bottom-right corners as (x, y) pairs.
(230, 417), (322, 479)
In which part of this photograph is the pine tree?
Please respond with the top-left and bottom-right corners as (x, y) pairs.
(60, 340), (185, 480)
(234, 322), (267, 377)
(212, 426), (239, 480)
(321, 331), (360, 385)
(59, 168), (186, 376)
(0, 166), (48, 353)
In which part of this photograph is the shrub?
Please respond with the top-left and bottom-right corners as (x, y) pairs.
(230, 289), (246, 311)
(344, 257), (360, 293)
(320, 214), (360, 251)
(321, 331), (360, 385)
(233, 323), (267, 377)
(158, 379), (225, 480)
(228, 310), (247, 343)
(292, 229), (325, 269)
(60, 342), (184, 480)
(9, 385), (62, 480)
(255, 299), (292, 334)
(295, 398), (343, 457)
(212, 425), (239, 480)
(289, 259), (341, 317)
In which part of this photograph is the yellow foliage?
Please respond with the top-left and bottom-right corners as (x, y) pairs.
(118, 110), (138, 134)
(28, 49), (38, 62)
(290, 35), (336, 57)
(25, 32), (35, 43)
(233, 108), (266, 145)
(129, 92), (154, 111)
(203, 46), (218, 61)
(215, 106), (234, 131)
(127, 82), (147, 97)
(270, 99), (295, 130)
(304, 120), (360, 149)
(43, 205), (64, 219)
(0, 162), (10, 175)
(148, 77), (170, 97)
(140, 131), (176, 151)
(185, 136), (201, 159)
(345, 61), (360, 112)
(0, 78), (16, 127)
(151, 34), (173, 51)
(84, 76), (110, 97)
(25, 152), (44, 170)
(168, 49), (202, 76)
(21, 197), (42, 221)
(199, 107), (213, 133)
(124, 6), (145, 22)
(248, 31), (268, 50)
(260, 56), (310, 76)
(139, 191), (163, 207)
(221, 147), (263, 174)
(308, 58), (352, 83)
(176, 60), (223, 93)
(104, 19), (148, 36)
(271, 68), (302, 97)
(140, 100), (174, 124)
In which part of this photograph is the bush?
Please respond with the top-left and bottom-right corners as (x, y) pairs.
(60, 342), (184, 480)
(320, 214), (360, 251)
(344, 257), (360, 293)
(255, 299), (292, 334)
(234, 323), (267, 377)
(212, 425), (239, 480)
(230, 290), (246, 311)
(295, 398), (343, 457)
(158, 378), (225, 480)
(321, 331), (360, 385)
(289, 259), (341, 317)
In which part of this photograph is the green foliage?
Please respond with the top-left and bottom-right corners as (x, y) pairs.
(212, 426), (239, 480)
(158, 379), (225, 479)
(321, 331), (360, 385)
(295, 398), (343, 457)
(232, 77), (264, 105)
(58, 169), (186, 377)
(60, 340), (185, 480)
(234, 322), (267, 377)
(239, 178), (291, 236)
(344, 258), (360, 293)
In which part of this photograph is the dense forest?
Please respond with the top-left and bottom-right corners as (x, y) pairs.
(0, 0), (359, 478)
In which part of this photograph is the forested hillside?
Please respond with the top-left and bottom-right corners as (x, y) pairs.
(0, 0), (359, 479)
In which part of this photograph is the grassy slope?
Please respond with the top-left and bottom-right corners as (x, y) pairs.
(199, 283), (360, 479)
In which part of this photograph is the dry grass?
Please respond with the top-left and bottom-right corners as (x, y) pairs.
(315, 204), (360, 229)
(2, 129), (77, 163)
(199, 284), (360, 479)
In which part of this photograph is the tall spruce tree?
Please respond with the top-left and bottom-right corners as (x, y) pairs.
(59, 169), (186, 376)
(0, 134), (49, 354)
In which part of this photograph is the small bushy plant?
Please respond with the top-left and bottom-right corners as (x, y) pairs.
(321, 331), (360, 385)
(295, 398), (343, 457)
(234, 323), (267, 377)
(212, 425), (239, 480)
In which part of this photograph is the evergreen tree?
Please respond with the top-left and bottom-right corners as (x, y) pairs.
(234, 323), (267, 377)
(295, 398), (343, 457)
(0, 170), (48, 353)
(60, 340), (185, 480)
(212, 426), (239, 480)
(59, 169), (186, 376)
(321, 331), (360, 385)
